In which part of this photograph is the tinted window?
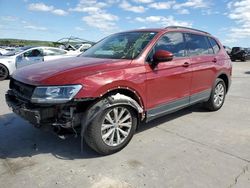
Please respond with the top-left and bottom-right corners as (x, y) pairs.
(185, 34), (211, 56)
(232, 47), (240, 53)
(43, 48), (66, 56)
(149, 32), (186, 60)
(24, 49), (43, 57)
(208, 37), (220, 54)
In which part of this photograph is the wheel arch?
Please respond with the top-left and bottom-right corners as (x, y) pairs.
(217, 73), (229, 93)
(101, 87), (145, 110)
(80, 89), (145, 137)
(0, 63), (10, 79)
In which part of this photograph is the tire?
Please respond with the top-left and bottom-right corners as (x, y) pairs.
(204, 78), (226, 111)
(84, 102), (137, 155)
(0, 64), (9, 81)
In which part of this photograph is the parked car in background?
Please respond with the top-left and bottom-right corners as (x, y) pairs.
(230, 47), (247, 61)
(4, 47), (16, 52)
(57, 36), (94, 55)
(244, 48), (250, 59)
(223, 46), (232, 55)
(0, 47), (9, 55)
(6, 26), (232, 155)
(65, 43), (93, 56)
(0, 46), (77, 80)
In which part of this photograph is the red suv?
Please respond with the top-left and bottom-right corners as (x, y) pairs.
(6, 26), (232, 155)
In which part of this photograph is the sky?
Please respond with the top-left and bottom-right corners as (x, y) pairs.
(0, 0), (250, 47)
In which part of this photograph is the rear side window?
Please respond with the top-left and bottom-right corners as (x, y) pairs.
(208, 37), (220, 54)
(185, 34), (211, 56)
(151, 32), (186, 58)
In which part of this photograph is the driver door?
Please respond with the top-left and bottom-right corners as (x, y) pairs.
(145, 32), (192, 120)
(16, 49), (44, 68)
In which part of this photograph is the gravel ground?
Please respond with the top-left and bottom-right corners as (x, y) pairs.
(0, 61), (250, 188)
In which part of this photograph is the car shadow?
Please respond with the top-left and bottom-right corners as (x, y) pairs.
(138, 103), (206, 133)
(245, 71), (250, 74)
(0, 113), (100, 160)
(0, 104), (206, 160)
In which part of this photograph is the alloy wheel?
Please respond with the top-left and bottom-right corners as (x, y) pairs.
(101, 107), (132, 147)
(213, 83), (225, 107)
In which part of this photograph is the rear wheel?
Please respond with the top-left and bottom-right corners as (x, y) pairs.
(0, 64), (9, 81)
(204, 78), (226, 111)
(84, 103), (137, 155)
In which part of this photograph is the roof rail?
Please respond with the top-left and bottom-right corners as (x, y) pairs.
(165, 26), (211, 35)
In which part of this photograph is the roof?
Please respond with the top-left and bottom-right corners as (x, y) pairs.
(122, 26), (211, 36)
(164, 26), (211, 35)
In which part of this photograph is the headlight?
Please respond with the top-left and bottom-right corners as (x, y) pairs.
(31, 85), (82, 104)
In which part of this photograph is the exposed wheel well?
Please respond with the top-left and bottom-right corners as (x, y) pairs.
(218, 74), (229, 92)
(76, 89), (144, 116)
(102, 88), (144, 108)
(102, 88), (145, 123)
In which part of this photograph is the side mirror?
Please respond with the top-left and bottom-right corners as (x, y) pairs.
(153, 50), (174, 63)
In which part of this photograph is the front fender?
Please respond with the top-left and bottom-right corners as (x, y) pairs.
(81, 93), (144, 137)
(0, 60), (16, 75)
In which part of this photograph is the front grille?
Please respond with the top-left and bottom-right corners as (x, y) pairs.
(10, 78), (35, 101)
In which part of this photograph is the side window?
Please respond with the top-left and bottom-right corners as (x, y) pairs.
(208, 37), (220, 54)
(23, 49), (43, 57)
(148, 32), (186, 61)
(185, 34), (211, 56)
(43, 48), (66, 56)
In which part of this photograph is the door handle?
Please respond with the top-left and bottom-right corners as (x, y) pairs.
(212, 58), (217, 63)
(182, 62), (190, 67)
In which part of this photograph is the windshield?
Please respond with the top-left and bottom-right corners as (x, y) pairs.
(81, 31), (157, 59)
(4, 46), (32, 56)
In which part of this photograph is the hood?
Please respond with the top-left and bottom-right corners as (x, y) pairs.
(12, 56), (132, 85)
(0, 55), (15, 61)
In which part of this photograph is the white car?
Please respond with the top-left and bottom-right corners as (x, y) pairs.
(0, 46), (77, 80)
(0, 47), (9, 55)
(61, 43), (93, 56)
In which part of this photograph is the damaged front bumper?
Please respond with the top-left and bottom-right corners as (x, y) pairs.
(6, 90), (54, 126)
(5, 90), (83, 132)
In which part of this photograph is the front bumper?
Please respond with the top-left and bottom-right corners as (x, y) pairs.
(6, 90), (56, 127)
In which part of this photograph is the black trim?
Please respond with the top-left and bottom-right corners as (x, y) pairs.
(190, 89), (211, 104)
(165, 26), (211, 35)
(146, 89), (211, 122)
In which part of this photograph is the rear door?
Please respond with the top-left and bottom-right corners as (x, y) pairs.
(185, 33), (217, 103)
(145, 32), (192, 119)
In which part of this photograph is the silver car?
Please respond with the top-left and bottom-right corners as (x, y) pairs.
(0, 46), (77, 81)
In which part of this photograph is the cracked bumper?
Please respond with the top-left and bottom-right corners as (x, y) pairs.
(5, 91), (57, 127)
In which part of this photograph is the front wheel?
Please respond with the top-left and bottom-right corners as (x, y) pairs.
(84, 104), (137, 155)
(0, 64), (9, 81)
(204, 78), (226, 111)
